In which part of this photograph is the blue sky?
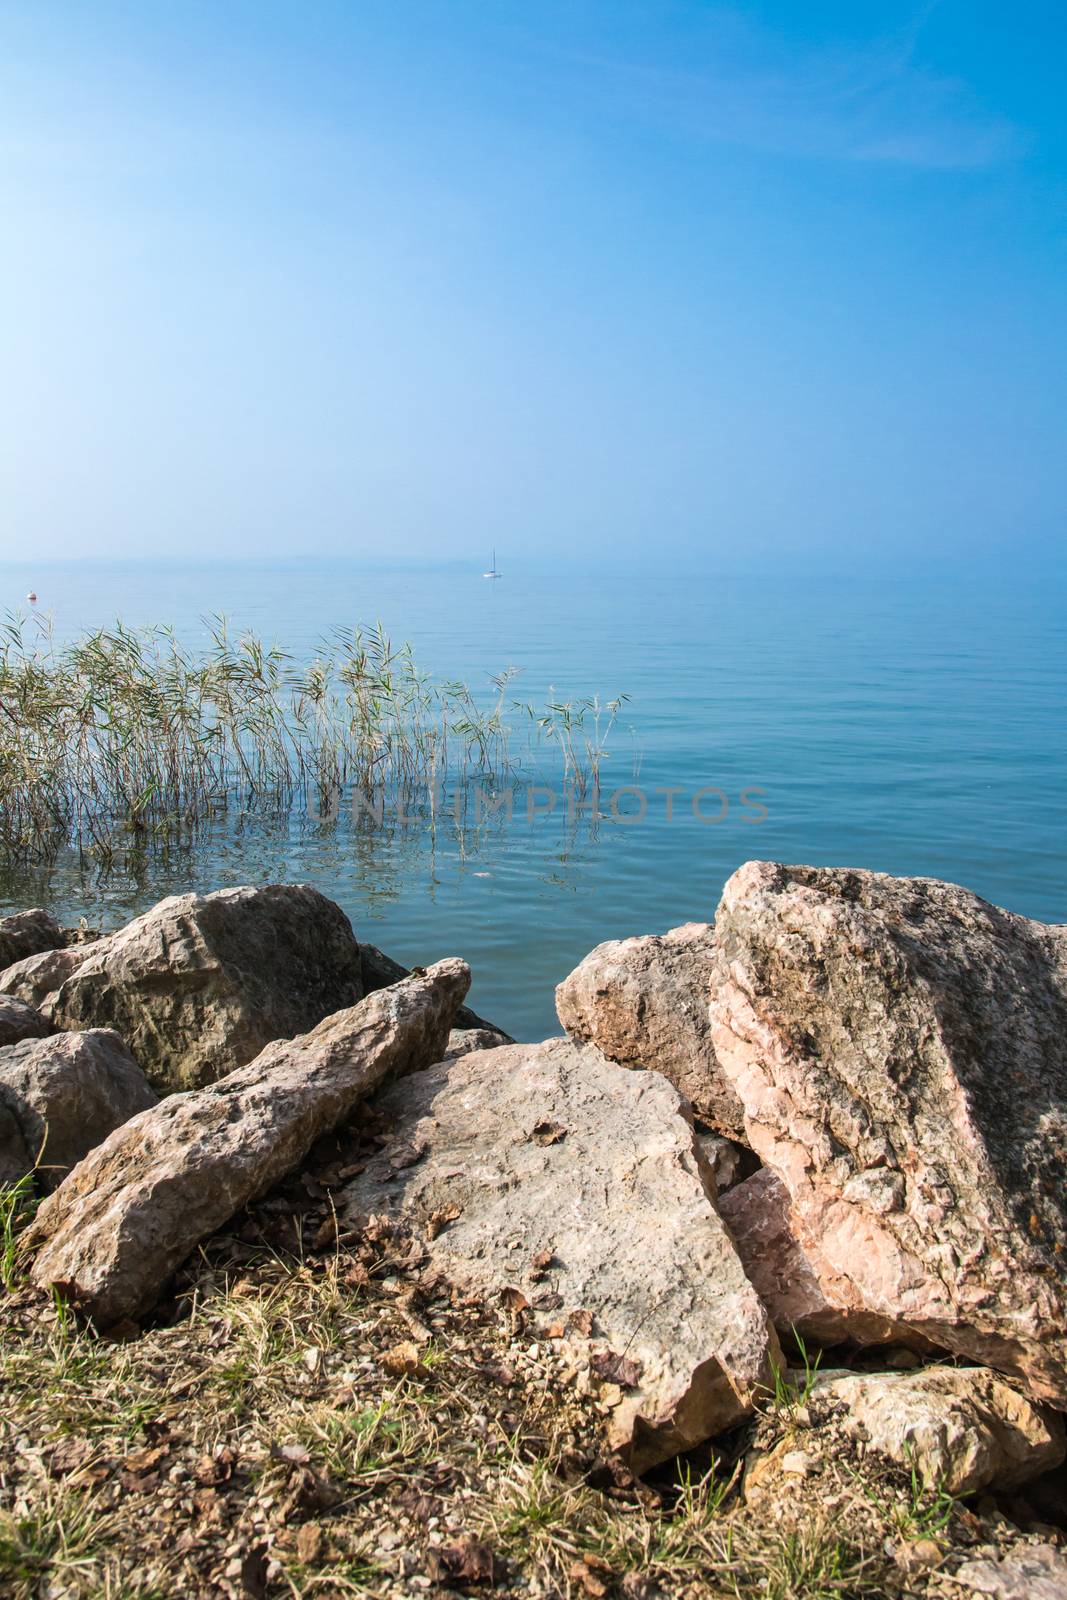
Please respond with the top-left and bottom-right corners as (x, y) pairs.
(1, 1), (1064, 571)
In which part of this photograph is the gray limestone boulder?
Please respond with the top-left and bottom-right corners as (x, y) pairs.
(0, 1029), (156, 1190)
(557, 923), (744, 1135)
(342, 1037), (780, 1472)
(47, 884), (365, 1093)
(26, 959), (471, 1325)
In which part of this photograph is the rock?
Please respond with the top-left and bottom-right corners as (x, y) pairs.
(443, 1026), (512, 1059)
(742, 1439), (819, 1503)
(0, 1100), (32, 1187)
(0, 1030), (156, 1191)
(0, 909), (66, 971)
(360, 942), (512, 1040)
(47, 885), (365, 1093)
(710, 861), (1067, 1406)
(358, 941), (416, 995)
(0, 995), (53, 1048)
(695, 1132), (755, 1196)
(809, 1367), (1065, 1495)
(953, 1542), (1067, 1599)
(719, 1168), (910, 1347)
(556, 923), (744, 1135)
(26, 959), (471, 1325)
(341, 1037), (780, 1472)
(0, 944), (101, 1013)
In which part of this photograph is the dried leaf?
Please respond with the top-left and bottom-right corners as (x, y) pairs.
(118, 1468), (163, 1493)
(481, 1361), (516, 1386)
(388, 1141), (426, 1170)
(398, 1488), (442, 1524)
(591, 1349), (643, 1388)
(427, 1203), (463, 1239)
(581, 1552), (613, 1574)
(283, 1465), (342, 1516)
(192, 1486), (222, 1520)
(312, 1214), (337, 1250)
(121, 1444), (169, 1475)
(45, 1437), (94, 1478)
(296, 1521), (325, 1564)
(568, 1308), (595, 1337)
(427, 1538), (497, 1585)
(194, 1446), (237, 1486)
(531, 1120), (566, 1146)
(620, 1576), (660, 1600)
(239, 1543), (269, 1599)
(381, 1339), (423, 1376)
(569, 1559), (610, 1597)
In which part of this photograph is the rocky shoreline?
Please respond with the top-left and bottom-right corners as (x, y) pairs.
(1, 863), (1066, 1598)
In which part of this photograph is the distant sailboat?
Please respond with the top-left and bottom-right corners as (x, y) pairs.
(483, 548), (502, 579)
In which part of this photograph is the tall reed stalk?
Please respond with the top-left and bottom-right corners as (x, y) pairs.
(0, 615), (625, 863)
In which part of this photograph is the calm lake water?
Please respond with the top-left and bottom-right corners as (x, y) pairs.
(1, 561), (1064, 1040)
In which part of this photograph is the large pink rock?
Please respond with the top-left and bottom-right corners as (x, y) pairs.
(718, 1168), (905, 1348)
(556, 924), (744, 1134)
(710, 861), (1067, 1408)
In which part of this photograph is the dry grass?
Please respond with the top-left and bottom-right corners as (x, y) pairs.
(0, 1143), (1055, 1599)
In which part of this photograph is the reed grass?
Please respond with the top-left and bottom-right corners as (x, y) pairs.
(0, 614), (627, 863)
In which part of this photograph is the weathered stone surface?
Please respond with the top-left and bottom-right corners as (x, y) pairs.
(809, 1367), (1065, 1495)
(341, 1037), (779, 1472)
(710, 861), (1067, 1406)
(48, 885), (365, 1092)
(0, 944), (100, 1013)
(0, 909), (66, 972)
(695, 1132), (755, 1197)
(0, 1030), (156, 1191)
(0, 1100), (33, 1186)
(0, 995), (53, 1048)
(719, 1168), (907, 1347)
(360, 942), (512, 1040)
(953, 1542), (1067, 1599)
(443, 1026), (512, 1059)
(556, 923), (744, 1134)
(26, 960), (470, 1324)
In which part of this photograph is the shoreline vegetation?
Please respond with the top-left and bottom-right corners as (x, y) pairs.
(0, 615), (629, 866)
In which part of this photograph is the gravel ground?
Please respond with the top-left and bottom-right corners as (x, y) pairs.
(1, 1118), (1064, 1599)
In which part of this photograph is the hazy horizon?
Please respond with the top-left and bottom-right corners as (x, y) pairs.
(2, 2), (1065, 574)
